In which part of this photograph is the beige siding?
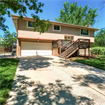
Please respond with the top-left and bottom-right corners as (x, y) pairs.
(18, 19), (94, 37)
(18, 19), (94, 42)
(13, 19), (18, 32)
(53, 48), (58, 56)
(90, 30), (94, 37)
(79, 49), (91, 56)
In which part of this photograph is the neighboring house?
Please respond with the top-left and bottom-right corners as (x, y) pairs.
(12, 15), (99, 57)
(0, 36), (3, 45)
(0, 36), (4, 53)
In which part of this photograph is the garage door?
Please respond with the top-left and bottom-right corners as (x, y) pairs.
(21, 42), (52, 56)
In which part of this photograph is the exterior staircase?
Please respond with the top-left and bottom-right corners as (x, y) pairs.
(58, 39), (90, 59)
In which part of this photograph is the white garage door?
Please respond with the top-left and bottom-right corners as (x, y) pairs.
(21, 42), (52, 56)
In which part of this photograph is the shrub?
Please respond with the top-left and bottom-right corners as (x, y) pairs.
(91, 47), (105, 55)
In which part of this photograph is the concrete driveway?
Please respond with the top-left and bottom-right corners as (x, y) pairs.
(7, 56), (105, 105)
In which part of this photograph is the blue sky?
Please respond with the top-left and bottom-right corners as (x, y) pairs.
(0, 0), (105, 36)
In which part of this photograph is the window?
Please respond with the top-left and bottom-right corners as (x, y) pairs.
(27, 21), (34, 28)
(81, 29), (89, 35)
(65, 36), (71, 40)
(53, 25), (61, 31)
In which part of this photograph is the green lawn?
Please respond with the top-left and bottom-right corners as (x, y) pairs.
(0, 58), (19, 105)
(98, 55), (105, 58)
(75, 57), (105, 70)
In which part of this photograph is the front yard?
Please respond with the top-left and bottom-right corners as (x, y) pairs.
(75, 56), (105, 70)
(0, 58), (19, 105)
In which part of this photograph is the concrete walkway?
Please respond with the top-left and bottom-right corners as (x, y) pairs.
(6, 56), (105, 105)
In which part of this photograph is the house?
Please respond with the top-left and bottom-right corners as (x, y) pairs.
(12, 15), (99, 58)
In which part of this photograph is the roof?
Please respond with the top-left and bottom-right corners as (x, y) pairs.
(11, 15), (99, 31)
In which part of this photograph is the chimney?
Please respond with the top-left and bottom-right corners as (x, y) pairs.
(85, 25), (91, 28)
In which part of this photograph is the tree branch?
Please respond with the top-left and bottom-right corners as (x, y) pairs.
(0, 0), (24, 7)
(0, 0), (27, 17)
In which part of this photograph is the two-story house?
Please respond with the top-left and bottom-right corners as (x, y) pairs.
(12, 15), (99, 58)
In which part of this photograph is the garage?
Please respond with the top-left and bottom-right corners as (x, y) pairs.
(21, 42), (52, 56)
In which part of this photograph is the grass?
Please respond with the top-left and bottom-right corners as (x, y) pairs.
(75, 57), (105, 70)
(0, 58), (19, 105)
(98, 55), (105, 58)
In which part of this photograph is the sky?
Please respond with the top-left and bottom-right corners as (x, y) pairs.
(0, 0), (105, 36)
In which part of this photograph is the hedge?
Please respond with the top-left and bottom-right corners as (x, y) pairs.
(91, 47), (105, 55)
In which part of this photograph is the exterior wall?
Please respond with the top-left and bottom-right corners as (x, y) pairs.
(13, 19), (18, 32)
(17, 39), (21, 56)
(74, 35), (94, 42)
(79, 49), (91, 56)
(21, 39), (52, 43)
(53, 48), (58, 56)
(18, 30), (65, 40)
(18, 19), (94, 42)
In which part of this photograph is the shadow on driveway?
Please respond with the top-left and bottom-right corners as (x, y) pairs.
(62, 61), (105, 94)
(8, 75), (94, 105)
(6, 56), (105, 104)
(18, 56), (53, 71)
(59, 59), (105, 74)
(72, 74), (105, 91)
(54, 59), (105, 94)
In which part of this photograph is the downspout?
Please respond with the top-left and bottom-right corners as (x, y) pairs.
(17, 39), (18, 57)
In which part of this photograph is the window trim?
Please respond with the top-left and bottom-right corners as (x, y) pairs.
(80, 29), (90, 36)
(52, 25), (61, 32)
(64, 35), (74, 41)
(27, 21), (34, 29)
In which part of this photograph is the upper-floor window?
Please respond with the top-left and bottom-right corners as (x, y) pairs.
(27, 21), (34, 28)
(53, 25), (61, 31)
(81, 29), (89, 35)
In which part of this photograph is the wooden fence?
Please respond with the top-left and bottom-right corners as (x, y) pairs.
(0, 46), (4, 54)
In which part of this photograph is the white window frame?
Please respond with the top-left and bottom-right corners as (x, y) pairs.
(65, 36), (71, 40)
(27, 21), (34, 29)
(80, 29), (90, 36)
(52, 25), (61, 32)
(64, 35), (74, 40)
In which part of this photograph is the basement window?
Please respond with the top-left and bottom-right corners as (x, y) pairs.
(53, 25), (61, 31)
(81, 29), (89, 35)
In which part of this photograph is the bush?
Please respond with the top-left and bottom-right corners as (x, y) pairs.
(91, 47), (105, 55)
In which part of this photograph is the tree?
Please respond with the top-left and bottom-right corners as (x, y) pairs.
(55, 1), (98, 26)
(92, 28), (105, 47)
(2, 31), (17, 49)
(0, 0), (50, 33)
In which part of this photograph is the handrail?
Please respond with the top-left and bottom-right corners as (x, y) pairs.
(66, 41), (79, 56)
(61, 40), (72, 50)
(67, 39), (79, 49)
(59, 38), (90, 58)
(60, 39), (79, 57)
